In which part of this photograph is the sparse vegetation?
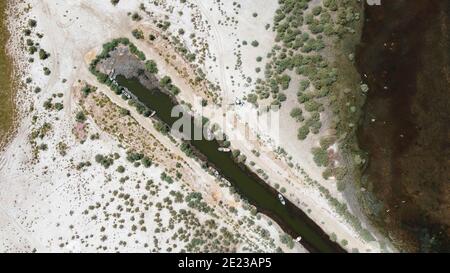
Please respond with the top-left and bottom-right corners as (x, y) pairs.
(75, 111), (86, 123)
(132, 29), (144, 39)
(145, 60), (158, 74)
(38, 49), (50, 60)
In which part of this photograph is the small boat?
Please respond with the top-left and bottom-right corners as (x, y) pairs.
(123, 92), (131, 99)
(109, 69), (116, 80)
(121, 88), (132, 99)
(207, 129), (214, 140)
(278, 193), (286, 205)
(149, 110), (156, 118)
(295, 236), (302, 242)
(218, 147), (231, 152)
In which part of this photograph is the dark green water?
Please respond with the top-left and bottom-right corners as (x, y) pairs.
(116, 75), (344, 253)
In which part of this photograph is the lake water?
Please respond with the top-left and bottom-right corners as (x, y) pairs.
(356, 0), (450, 251)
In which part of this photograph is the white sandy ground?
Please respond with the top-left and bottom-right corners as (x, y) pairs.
(0, 0), (306, 253)
(0, 0), (395, 252)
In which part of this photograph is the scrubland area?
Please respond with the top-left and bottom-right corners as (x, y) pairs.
(0, 0), (395, 252)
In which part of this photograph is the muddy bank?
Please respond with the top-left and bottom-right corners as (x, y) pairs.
(356, 0), (450, 251)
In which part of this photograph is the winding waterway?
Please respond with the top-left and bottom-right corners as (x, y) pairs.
(356, 0), (449, 251)
(116, 75), (344, 253)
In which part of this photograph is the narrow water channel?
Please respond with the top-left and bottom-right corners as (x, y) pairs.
(116, 75), (344, 253)
(356, 0), (449, 251)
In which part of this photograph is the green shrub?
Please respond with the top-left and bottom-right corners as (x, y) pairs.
(322, 167), (333, 179)
(299, 79), (310, 91)
(141, 157), (152, 168)
(290, 107), (303, 122)
(94, 154), (114, 168)
(119, 108), (130, 116)
(131, 12), (141, 21)
(75, 111), (86, 122)
(278, 74), (291, 90)
(160, 172), (174, 184)
(237, 154), (247, 163)
(126, 151), (144, 162)
(160, 76), (172, 87)
(312, 6), (322, 16)
(180, 142), (194, 157)
(81, 85), (95, 97)
(145, 60), (158, 74)
(311, 147), (329, 167)
(54, 103), (64, 111)
(232, 149), (241, 158)
(297, 125), (309, 140)
(43, 67), (51, 75)
(132, 29), (144, 39)
(28, 19), (37, 28)
(277, 93), (287, 102)
(320, 136), (336, 149)
(246, 93), (258, 105)
(39, 48), (50, 60)
(304, 100), (322, 112)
